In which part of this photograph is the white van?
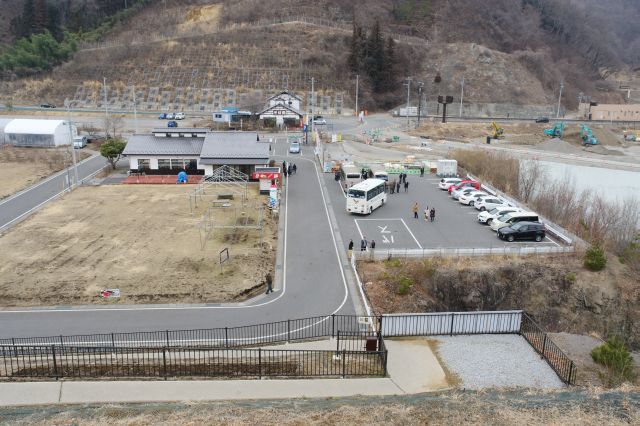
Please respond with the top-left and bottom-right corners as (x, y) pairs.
(490, 211), (540, 231)
(73, 135), (87, 149)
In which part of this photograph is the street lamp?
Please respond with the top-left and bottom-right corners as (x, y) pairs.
(404, 77), (412, 129)
(416, 82), (424, 128)
(556, 81), (564, 119)
(65, 100), (79, 189)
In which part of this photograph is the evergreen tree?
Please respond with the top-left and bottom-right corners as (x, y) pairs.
(383, 36), (397, 92)
(347, 22), (363, 73)
(364, 20), (385, 92)
(33, 0), (48, 34)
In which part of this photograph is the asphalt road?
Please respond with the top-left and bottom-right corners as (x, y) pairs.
(0, 139), (359, 339)
(0, 154), (108, 231)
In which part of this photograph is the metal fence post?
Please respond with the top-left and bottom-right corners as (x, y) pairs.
(259, 348), (262, 379)
(331, 314), (335, 337)
(287, 320), (291, 343)
(52, 345), (59, 380)
(162, 347), (167, 380)
(542, 334), (547, 357)
(12, 338), (17, 358)
(111, 333), (116, 348)
(449, 313), (455, 336)
(342, 349), (346, 378)
(225, 327), (229, 348)
(59, 335), (64, 349)
(336, 331), (340, 353)
(165, 330), (170, 347)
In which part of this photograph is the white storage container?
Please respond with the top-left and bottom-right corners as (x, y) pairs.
(437, 159), (457, 177)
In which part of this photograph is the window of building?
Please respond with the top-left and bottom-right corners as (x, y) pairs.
(215, 114), (222, 118)
(137, 159), (150, 170)
(158, 159), (171, 170)
(170, 159), (187, 169)
(185, 159), (197, 170)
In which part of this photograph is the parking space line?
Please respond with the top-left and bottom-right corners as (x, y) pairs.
(400, 218), (423, 249)
(545, 236), (561, 247)
(336, 180), (347, 198)
(354, 219), (364, 240)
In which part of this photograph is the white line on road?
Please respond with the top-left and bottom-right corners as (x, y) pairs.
(354, 219), (364, 240)
(400, 218), (423, 249)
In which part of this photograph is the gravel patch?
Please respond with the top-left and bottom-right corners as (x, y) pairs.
(433, 334), (565, 389)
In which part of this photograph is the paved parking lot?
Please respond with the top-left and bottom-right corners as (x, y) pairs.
(324, 173), (561, 250)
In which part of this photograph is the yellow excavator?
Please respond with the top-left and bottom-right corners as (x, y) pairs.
(491, 121), (505, 139)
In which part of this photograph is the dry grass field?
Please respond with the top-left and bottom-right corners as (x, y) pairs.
(0, 185), (277, 306)
(0, 146), (90, 199)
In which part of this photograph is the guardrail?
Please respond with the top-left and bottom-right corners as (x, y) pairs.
(380, 311), (522, 336)
(353, 246), (574, 261)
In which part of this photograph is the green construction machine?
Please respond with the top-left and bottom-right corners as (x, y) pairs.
(544, 122), (566, 138)
(580, 124), (598, 146)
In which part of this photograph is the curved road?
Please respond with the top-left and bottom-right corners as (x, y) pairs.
(0, 139), (360, 339)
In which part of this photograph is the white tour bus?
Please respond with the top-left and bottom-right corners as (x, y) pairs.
(346, 178), (387, 214)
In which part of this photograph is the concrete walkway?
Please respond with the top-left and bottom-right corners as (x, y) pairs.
(0, 339), (450, 406)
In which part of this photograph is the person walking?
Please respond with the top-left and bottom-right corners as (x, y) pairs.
(404, 180), (409, 192)
(412, 202), (419, 219)
(292, 163), (297, 174)
(430, 207), (436, 222)
(390, 179), (396, 194)
(360, 237), (368, 251)
(287, 164), (292, 176)
(396, 180), (401, 194)
(424, 206), (430, 222)
(370, 240), (376, 250)
(348, 239), (354, 251)
(420, 166), (425, 177)
(265, 272), (273, 294)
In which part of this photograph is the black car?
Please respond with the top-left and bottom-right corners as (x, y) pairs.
(40, 103), (56, 108)
(498, 221), (546, 242)
(535, 117), (549, 123)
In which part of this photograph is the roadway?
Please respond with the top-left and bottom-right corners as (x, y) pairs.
(0, 139), (359, 339)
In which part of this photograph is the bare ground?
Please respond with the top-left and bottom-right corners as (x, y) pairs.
(0, 185), (277, 306)
(0, 146), (90, 199)
(1, 388), (638, 425)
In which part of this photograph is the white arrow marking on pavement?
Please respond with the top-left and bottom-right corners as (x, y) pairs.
(377, 225), (390, 234)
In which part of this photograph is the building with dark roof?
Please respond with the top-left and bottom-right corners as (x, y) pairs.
(123, 132), (270, 176)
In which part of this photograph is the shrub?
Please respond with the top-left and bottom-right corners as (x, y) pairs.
(564, 272), (577, 284)
(384, 258), (402, 268)
(584, 244), (607, 271)
(396, 276), (413, 295)
(591, 336), (637, 387)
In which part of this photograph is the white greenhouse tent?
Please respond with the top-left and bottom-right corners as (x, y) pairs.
(3, 119), (77, 147)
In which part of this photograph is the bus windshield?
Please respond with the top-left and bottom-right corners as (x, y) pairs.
(347, 189), (366, 199)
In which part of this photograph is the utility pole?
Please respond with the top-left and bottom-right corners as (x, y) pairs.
(103, 76), (109, 118)
(355, 74), (359, 121)
(556, 81), (564, 118)
(133, 85), (138, 134)
(404, 77), (412, 128)
(417, 82), (424, 128)
(459, 76), (465, 118)
(65, 101), (79, 189)
(310, 77), (315, 135)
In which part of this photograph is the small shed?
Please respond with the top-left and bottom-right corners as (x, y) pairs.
(3, 119), (76, 147)
(0, 118), (13, 145)
(212, 107), (252, 124)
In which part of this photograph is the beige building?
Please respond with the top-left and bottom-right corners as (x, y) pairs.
(579, 102), (640, 121)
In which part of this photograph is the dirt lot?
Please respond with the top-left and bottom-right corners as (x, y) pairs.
(0, 146), (91, 199)
(0, 185), (277, 306)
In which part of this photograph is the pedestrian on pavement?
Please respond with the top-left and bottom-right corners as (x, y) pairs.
(265, 272), (273, 294)
(390, 180), (396, 194)
(360, 237), (368, 251)
(430, 207), (436, 222)
(402, 173), (407, 183)
(396, 181), (401, 193)
(404, 180), (409, 192)
(348, 239), (354, 251)
(282, 160), (287, 172)
(424, 206), (429, 221)
(292, 164), (297, 174)
(288, 164), (292, 176)
(370, 240), (376, 250)
(412, 202), (419, 219)
(420, 166), (425, 177)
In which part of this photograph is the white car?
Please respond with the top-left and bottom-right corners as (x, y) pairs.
(313, 116), (327, 125)
(166, 112), (175, 120)
(458, 191), (488, 206)
(438, 178), (461, 190)
(451, 187), (477, 200)
(474, 196), (509, 211)
(477, 206), (521, 224)
(175, 112), (186, 120)
(490, 211), (539, 232)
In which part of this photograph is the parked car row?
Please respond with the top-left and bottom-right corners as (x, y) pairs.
(159, 112), (186, 120)
(438, 178), (546, 242)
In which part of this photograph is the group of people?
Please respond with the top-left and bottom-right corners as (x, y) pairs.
(347, 238), (376, 252)
(389, 173), (410, 194)
(412, 202), (436, 221)
(282, 161), (297, 177)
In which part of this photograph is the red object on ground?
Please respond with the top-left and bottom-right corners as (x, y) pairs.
(448, 180), (480, 194)
(122, 175), (204, 184)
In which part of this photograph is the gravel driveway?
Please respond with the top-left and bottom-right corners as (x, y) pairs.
(433, 334), (565, 389)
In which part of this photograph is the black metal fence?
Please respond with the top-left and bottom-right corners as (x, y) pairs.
(0, 345), (387, 380)
(0, 315), (378, 349)
(520, 313), (577, 385)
